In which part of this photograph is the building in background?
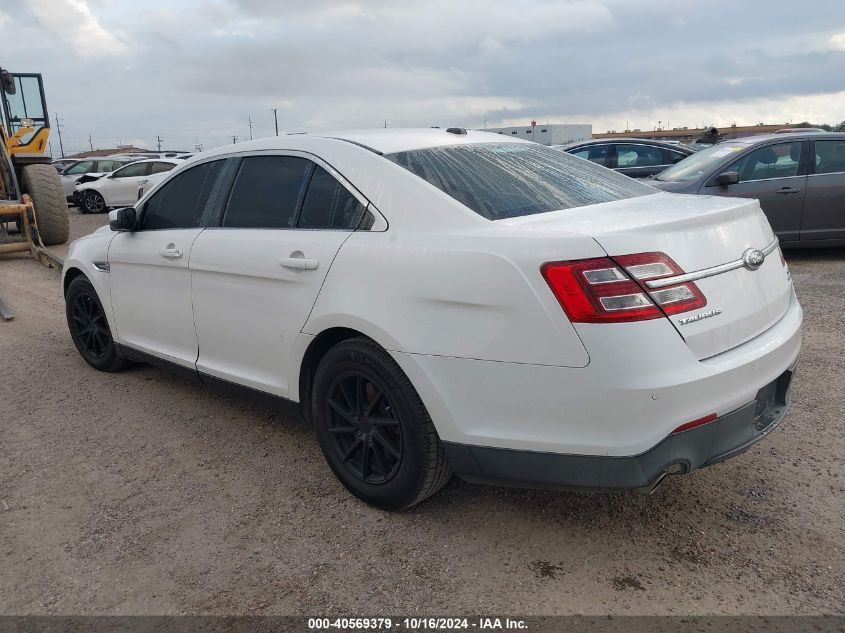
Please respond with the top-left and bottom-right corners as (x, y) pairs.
(593, 123), (795, 142)
(480, 123), (592, 145)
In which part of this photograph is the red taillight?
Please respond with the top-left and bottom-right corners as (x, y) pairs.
(541, 252), (707, 324)
(672, 413), (718, 434)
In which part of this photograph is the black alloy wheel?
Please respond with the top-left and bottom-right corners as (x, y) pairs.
(312, 337), (452, 510)
(65, 276), (128, 372)
(325, 370), (403, 484)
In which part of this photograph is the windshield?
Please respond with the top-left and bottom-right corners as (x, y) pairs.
(385, 143), (655, 220)
(656, 142), (748, 182)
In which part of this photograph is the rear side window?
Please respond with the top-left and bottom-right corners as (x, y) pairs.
(386, 143), (654, 220)
(223, 156), (310, 228)
(814, 140), (845, 175)
(141, 160), (224, 230)
(298, 166), (366, 229)
(150, 161), (175, 174)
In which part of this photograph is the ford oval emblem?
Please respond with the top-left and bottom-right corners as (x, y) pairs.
(742, 248), (765, 271)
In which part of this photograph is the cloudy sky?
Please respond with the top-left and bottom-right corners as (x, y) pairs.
(1, 0), (843, 154)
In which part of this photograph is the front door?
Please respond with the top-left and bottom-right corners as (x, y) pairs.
(703, 140), (808, 243)
(107, 160), (224, 366)
(190, 155), (366, 397)
(98, 161), (152, 207)
(801, 138), (845, 241)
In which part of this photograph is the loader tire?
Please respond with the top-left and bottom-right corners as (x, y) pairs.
(21, 164), (70, 246)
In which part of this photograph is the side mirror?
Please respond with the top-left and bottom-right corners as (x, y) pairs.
(110, 207), (137, 232)
(716, 171), (739, 186)
(0, 70), (16, 95)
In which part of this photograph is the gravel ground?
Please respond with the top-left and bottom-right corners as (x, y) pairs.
(0, 206), (843, 615)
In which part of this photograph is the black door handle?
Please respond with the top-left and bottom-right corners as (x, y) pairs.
(776, 187), (801, 194)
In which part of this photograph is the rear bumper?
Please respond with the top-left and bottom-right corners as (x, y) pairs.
(444, 367), (794, 491)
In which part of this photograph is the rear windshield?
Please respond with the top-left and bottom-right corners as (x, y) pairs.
(385, 143), (655, 220)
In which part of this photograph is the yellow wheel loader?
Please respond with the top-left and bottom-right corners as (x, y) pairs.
(0, 68), (68, 320)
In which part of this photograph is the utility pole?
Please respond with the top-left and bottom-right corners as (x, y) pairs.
(88, 133), (94, 153)
(156, 135), (163, 152)
(248, 115), (253, 141)
(271, 108), (279, 136)
(194, 136), (202, 153)
(54, 113), (65, 158)
(231, 135), (238, 144)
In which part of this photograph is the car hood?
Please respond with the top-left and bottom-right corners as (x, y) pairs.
(648, 179), (696, 193)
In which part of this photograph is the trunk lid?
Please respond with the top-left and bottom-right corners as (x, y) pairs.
(503, 191), (793, 359)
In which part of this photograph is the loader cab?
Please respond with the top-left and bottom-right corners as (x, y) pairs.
(1, 69), (50, 157)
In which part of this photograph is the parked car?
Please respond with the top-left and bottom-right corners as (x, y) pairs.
(62, 129), (801, 509)
(60, 157), (135, 203)
(52, 158), (77, 172)
(556, 138), (694, 178)
(651, 132), (845, 246)
(75, 158), (179, 213)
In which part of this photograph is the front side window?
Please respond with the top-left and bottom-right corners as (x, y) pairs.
(64, 161), (94, 175)
(140, 160), (224, 230)
(616, 144), (664, 168)
(386, 143), (654, 220)
(298, 166), (366, 230)
(571, 144), (610, 166)
(814, 140), (845, 175)
(112, 162), (150, 178)
(727, 142), (802, 182)
(222, 156), (310, 228)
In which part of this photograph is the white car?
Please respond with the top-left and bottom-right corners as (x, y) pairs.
(75, 158), (179, 213)
(60, 157), (135, 201)
(62, 129), (801, 509)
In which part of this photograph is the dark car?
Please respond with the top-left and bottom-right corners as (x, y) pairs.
(555, 138), (694, 178)
(650, 132), (845, 247)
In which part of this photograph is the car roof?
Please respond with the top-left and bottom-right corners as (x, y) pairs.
(199, 128), (533, 159)
(119, 158), (180, 165)
(558, 138), (694, 150)
(714, 132), (845, 145)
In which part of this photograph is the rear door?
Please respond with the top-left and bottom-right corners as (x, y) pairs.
(107, 160), (225, 366)
(701, 140), (808, 243)
(800, 138), (845, 241)
(190, 153), (367, 397)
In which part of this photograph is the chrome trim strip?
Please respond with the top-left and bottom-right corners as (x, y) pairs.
(645, 238), (779, 289)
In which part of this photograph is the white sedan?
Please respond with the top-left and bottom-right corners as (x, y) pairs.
(59, 157), (135, 200)
(62, 129), (801, 509)
(75, 158), (179, 213)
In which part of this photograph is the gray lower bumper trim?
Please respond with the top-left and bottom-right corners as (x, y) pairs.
(444, 369), (793, 492)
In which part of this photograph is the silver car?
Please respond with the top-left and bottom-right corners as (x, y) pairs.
(651, 132), (845, 246)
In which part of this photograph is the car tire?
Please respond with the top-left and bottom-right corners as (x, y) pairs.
(82, 190), (107, 214)
(65, 276), (129, 372)
(312, 337), (452, 510)
(21, 164), (70, 245)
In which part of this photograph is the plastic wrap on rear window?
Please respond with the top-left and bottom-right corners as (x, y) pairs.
(386, 143), (655, 220)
